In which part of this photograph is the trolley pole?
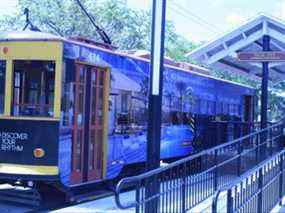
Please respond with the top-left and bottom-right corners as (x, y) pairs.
(146, 0), (166, 212)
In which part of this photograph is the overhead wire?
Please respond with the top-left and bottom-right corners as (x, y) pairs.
(167, 1), (222, 35)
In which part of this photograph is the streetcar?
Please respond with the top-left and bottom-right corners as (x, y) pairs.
(0, 31), (255, 194)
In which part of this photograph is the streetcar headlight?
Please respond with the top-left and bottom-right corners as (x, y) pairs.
(3, 47), (8, 55)
(33, 148), (45, 158)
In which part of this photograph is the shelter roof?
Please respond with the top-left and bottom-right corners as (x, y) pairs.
(187, 14), (285, 83)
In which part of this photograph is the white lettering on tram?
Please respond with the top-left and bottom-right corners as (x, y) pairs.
(0, 132), (28, 152)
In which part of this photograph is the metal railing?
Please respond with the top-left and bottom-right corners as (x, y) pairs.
(202, 121), (260, 151)
(212, 150), (285, 213)
(115, 120), (284, 213)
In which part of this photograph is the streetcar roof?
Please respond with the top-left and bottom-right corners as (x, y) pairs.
(0, 30), (255, 90)
(0, 31), (63, 42)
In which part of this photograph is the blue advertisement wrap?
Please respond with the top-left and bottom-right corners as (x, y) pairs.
(59, 41), (255, 184)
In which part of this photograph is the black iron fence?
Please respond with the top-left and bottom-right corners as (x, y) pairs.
(202, 121), (260, 151)
(212, 150), (285, 213)
(115, 120), (284, 213)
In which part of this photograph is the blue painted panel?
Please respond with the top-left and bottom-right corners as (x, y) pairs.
(58, 129), (72, 186)
(63, 41), (256, 181)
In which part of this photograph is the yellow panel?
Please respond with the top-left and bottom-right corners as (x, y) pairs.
(103, 67), (110, 178)
(54, 43), (63, 118)
(0, 116), (59, 121)
(0, 41), (63, 118)
(0, 163), (58, 176)
(0, 41), (62, 60)
(4, 60), (12, 116)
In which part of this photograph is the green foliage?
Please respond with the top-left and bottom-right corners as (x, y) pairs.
(268, 82), (285, 121)
(0, 0), (197, 61)
(212, 69), (259, 88)
(2, 0), (284, 121)
(165, 22), (198, 62)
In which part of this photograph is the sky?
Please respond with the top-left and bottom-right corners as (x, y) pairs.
(127, 0), (285, 43)
(0, 0), (18, 15)
(1, 0), (285, 43)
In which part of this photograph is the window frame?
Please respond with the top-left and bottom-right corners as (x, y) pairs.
(0, 41), (63, 120)
(11, 60), (56, 118)
(0, 60), (6, 115)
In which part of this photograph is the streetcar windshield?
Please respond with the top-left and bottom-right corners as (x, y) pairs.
(0, 60), (5, 114)
(12, 60), (55, 117)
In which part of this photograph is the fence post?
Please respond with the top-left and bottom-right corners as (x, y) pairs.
(249, 122), (254, 146)
(280, 123), (284, 149)
(227, 188), (233, 213)
(257, 167), (263, 213)
(237, 139), (242, 176)
(270, 127), (273, 156)
(256, 134), (260, 164)
(280, 154), (284, 206)
(280, 125), (283, 148)
(217, 122), (221, 146)
(214, 149), (218, 191)
(182, 164), (186, 213)
(136, 184), (140, 213)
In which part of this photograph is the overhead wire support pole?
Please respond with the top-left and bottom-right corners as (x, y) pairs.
(145, 0), (166, 212)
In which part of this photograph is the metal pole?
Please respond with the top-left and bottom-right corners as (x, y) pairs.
(146, 0), (166, 212)
(257, 167), (263, 213)
(261, 35), (270, 130)
(279, 154), (283, 206)
(227, 189), (233, 213)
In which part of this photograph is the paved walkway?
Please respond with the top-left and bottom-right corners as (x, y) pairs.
(53, 191), (135, 213)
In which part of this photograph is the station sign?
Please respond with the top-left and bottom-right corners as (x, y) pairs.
(237, 51), (285, 62)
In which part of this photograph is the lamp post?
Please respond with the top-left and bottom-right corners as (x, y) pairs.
(146, 0), (166, 212)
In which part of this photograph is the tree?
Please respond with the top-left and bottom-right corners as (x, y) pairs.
(165, 22), (198, 62)
(0, 0), (197, 61)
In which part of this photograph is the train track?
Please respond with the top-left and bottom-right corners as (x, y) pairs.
(0, 164), (146, 212)
(0, 183), (115, 212)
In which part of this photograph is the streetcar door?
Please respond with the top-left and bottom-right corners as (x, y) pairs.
(71, 64), (108, 184)
(71, 64), (87, 184)
(87, 68), (105, 181)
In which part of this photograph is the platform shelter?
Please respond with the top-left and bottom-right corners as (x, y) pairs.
(187, 14), (285, 129)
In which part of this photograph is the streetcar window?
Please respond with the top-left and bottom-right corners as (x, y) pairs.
(12, 60), (55, 117)
(121, 91), (131, 113)
(0, 61), (6, 114)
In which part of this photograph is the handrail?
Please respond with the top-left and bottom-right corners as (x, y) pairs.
(115, 119), (284, 210)
(212, 149), (285, 213)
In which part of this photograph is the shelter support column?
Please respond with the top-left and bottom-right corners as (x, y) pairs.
(261, 35), (270, 129)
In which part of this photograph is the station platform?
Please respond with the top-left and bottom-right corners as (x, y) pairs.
(53, 191), (227, 213)
(53, 191), (136, 213)
(52, 185), (285, 213)
(53, 184), (224, 213)
(272, 197), (285, 213)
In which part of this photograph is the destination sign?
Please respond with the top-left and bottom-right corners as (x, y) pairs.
(237, 51), (285, 62)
